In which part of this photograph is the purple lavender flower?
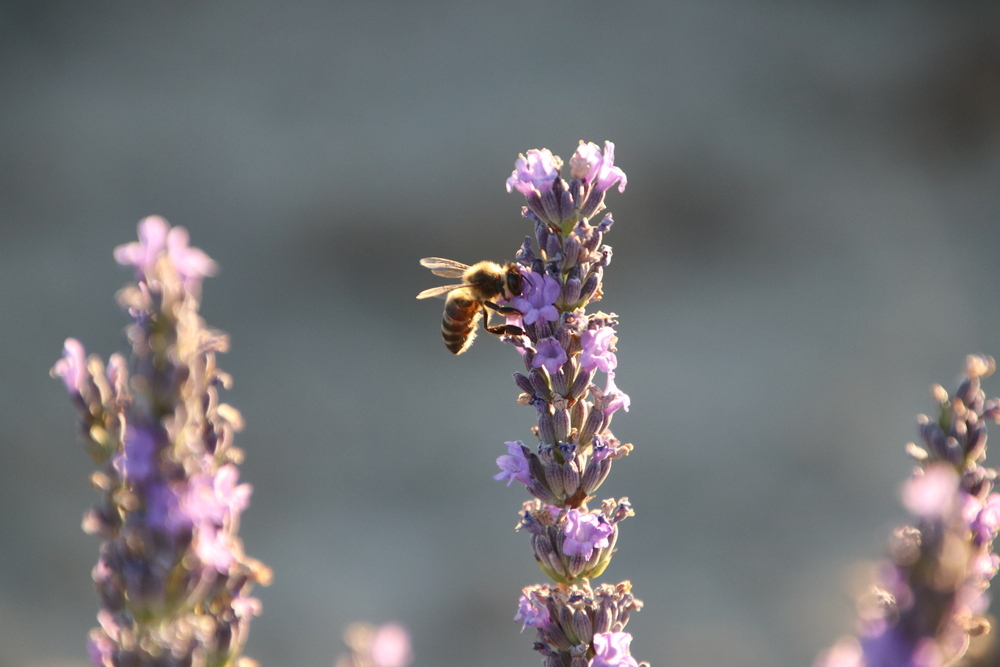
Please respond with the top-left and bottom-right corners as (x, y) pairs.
(514, 590), (551, 631)
(603, 371), (631, 415)
(511, 270), (561, 325)
(965, 492), (1000, 544)
(570, 141), (628, 195)
(165, 223), (218, 291)
(591, 632), (640, 667)
(506, 148), (562, 196)
(532, 337), (568, 375)
(562, 509), (614, 558)
(54, 216), (269, 666)
(814, 638), (865, 667)
(112, 215), (169, 280)
(53, 338), (87, 396)
(901, 462), (958, 519)
(580, 326), (618, 373)
(495, 441), (532, 487)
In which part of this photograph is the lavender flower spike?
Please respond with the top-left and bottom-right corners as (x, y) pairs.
(816, 355), (1000, 667)
(53, 216), (270, 667)
(467, 143), (645, 666)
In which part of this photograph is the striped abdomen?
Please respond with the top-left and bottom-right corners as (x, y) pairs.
(442, 288), (483, 354)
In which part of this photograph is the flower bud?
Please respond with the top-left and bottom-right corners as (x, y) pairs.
(529, 368), (551, 397)
(545, 462), (566, 498)
(579, 270), (601, 305)
(514, 372), (535, 395)
(553, 408), (570, 443)
(573, 610), (593, 646)
(546, 233), (562, 260)
(561, 233), (582, 272)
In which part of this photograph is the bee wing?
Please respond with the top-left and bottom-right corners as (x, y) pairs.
(420, 257), (469, 279)
(416, 283), (466, 299)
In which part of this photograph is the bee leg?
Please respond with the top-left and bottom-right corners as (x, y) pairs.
(485, 323), (526, 337)
(484, 301), (520, 316)
(481, 303), (525, 338)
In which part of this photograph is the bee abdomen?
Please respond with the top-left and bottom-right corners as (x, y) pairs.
(442, 292), (482, 355)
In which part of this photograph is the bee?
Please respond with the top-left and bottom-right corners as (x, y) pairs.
(416, 257), (525, 354)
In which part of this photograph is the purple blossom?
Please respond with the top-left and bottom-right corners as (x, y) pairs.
(603, 372), (631, 414)
(901, 463), (958, 518)
(166, 224), (218, 291)
(570, 141), (627, 194)
(195, 523), (236, 572)
(972, 552), (1000, 581)
(532, 337), (567, 375)
(53, 338), (87, 396)
(183, 465), (252, 526)
(370, 623), (413, 667)
(965, 492), (1000, 543)
(514, 592), (551, 631)
(494, 441), (532, 487)
(580, 327), (618, 373)
(506, 149), (562, 196)
(114, 215), (169, 279)
(336, 623), (414, 667)
(120, 424), (160, 482)
(114, 215), (217, 293)
(590, 632), (639, 667)
(511, 270), (560, 325)
(813, 638), (865, 667)
(144, 481), (190, 535)
(562, 509), (613, 557)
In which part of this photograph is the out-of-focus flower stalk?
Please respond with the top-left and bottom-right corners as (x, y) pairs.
(52, 216), (271, 667)
(496, 143), (645, 667)
(334, 623), (413, 667)
(816, 355), (1000, 667)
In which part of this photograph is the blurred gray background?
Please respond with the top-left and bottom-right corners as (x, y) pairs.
(3, 2), (1000, 666)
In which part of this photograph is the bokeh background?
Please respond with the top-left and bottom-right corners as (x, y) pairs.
(3, 2), (1000, 666)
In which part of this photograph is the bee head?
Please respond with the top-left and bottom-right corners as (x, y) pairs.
(504, 264), (523, 299)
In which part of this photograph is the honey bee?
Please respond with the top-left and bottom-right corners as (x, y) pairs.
(416, 257), (525, 354)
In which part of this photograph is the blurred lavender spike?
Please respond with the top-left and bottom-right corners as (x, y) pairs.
(53, 216), (271, 667)
(816, 355), (1000, 667)
(335, 623), (413, 667)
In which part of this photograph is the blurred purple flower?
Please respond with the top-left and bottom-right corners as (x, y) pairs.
(336, 623), (413, 667)
(114, 215), (169, 280)
(901, 463), (958, 518)
(166, 224), (218, 291)
(120, 424), (159, 482)
(813, 638), (865, 667)
(370, 623), (413, 667)
(53, 338), (87, 396)
(144, 481), (189, 535)
(114, 215), (217, 293)
(183, 465), (251, 526)
(965, 492), (1000, 543)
